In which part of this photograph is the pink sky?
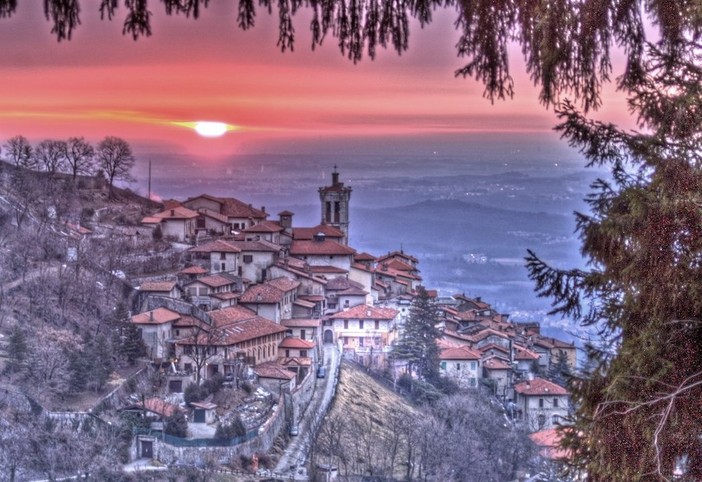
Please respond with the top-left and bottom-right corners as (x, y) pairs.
(0, 3), (632, 158)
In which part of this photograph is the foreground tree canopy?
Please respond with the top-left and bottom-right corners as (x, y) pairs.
(1, 0), (701, 110)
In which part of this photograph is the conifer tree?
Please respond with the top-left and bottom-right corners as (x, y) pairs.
(526, 43), (702, 480)
(5, 325), (27, 374)
(392, 286), (442, 383)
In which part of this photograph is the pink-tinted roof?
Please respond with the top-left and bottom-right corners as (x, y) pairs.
(254, 362), (296, 380)
(209, 306), (258, 326)
(179, 265), (209, 275)
(354, 252), (377, 261)
(529, 428), (570, 460)
(189, 239), (241, 254)
(440, 346), (481, 360)
(142, 398), (181, 417)
(281, 318), (321, 328)
(293, 224), (345, 240)
(131, 307), (180, 325)
(482, 357), (512, 370)
(279, 337), (316, 349)
(515, 377), (568, 396)
(267, 277), (301, 292)
(186, 274), (237, 289)
(139, 281), (176, 292)
(290, 239), (356, 256)
(152, 206), (199, 220)
(328, 304), (398, 320)
(245, 220), (284, 233)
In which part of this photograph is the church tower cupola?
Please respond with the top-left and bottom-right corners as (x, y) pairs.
(318, 165), (352, 245)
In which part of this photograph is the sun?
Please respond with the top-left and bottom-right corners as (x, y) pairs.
(194, 121), (229, 138)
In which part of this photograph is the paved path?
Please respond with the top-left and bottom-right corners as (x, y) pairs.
(274, 342), (340, 479)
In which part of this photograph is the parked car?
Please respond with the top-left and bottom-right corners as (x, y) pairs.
(317, 366), (326, 378)
(289, 424), (299, 436)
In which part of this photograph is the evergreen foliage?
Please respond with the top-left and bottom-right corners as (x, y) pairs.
(5, 325), (27, 374)
(526, 43), (702, 480)
(215, 416), (247, 439)
(119, 322), (146, 365)
(164, 411), (188, 438)
(392, 286), (442, 384)
(546, 351), (572, 389)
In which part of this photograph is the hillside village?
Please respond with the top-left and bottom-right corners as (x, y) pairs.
(0, 160), (576, 479)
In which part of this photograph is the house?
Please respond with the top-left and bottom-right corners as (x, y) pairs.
(175, 313), (288, 381)
(254, 362), (297, 394)
(138, 280), (180, 300)
(289, 235), (356, 271)
(238, 277), (300, 323)
(325, 304), (399, 367)
(439, 345), (482, 389)
(482, 357), (512, 399)
(514, 377), (570, 432)
(278, 336), (315, 360)
(183, 273), (241, 310)
(293, 223), (346, 244)
(143, 205), (199, 242)
(323, 276), (368, 314)
(182, 194), (268, 232)
(130, 307), (181, 361)
(529, 428), (570, 461)
(188, 239), (241, 274)
(191, 401), (217, 424)
(243, 220), (288, 245)
(228, 239), (283, 283)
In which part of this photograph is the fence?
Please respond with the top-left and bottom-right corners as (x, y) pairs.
(134, 427), (257, 447)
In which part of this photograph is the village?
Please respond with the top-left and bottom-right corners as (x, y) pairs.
(101, 167), (575, 474)
(0, 160), (577, 480)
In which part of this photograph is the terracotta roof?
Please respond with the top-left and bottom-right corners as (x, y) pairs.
(279, 356), (313, 367)
(529, 428), (570, 460)
(254, 362), (295, 380)
(354, 252), (377, 262)
(293, 224), (345, 240)
(278, 210), (294, 216)
(279, 337), (316, 349)
(290, 239), (356, 256)
(281, 318), (321, 328)
(440, 346), (481, 360)
(131, 307), (180, 325)
(513, 345), (541, 361)
(293, 299), (315, 309)
(328, 304), (398, 320)
(186, 274), (237, 289)
(377, 250), (418, 264)
(477, 343), (509, 355)
(196, 208), (229, 224)
(142, 398), (181, 417)
(299, 295), (325, 302)
(245, 220), (284, 233)
(152, 206), (199, 220)
(141, 216), (162, 225)
(515, 377), (568, 396)
(179, 316), (287, 346)
(482, 357), (512, 370)
(209, 306), (258, 326)
(179, 265), (209, 275)
(139, 281), (177, 292)
(267, 277), (301, 292)
(351, 262), (373, 273)
(191, 401), (217, 410)
(382, 258), (415, 272)
(226, 239), (283, 252)
(189, 239), (241, 254)
(472, 328), (511, 342)
(310, 265), (349, 274)
(184, 194), (267, 220)
(212, 292), (240, 300)
(240, 283), (286, 304)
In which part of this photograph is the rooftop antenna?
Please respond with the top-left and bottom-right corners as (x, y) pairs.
(148, 159), (152, 201)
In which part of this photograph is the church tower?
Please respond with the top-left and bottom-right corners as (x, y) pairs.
(318, 166), (352, 245)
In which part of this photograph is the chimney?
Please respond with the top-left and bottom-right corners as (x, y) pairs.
(261, 206), (266, 213)
(332, 166), (340, 186)
(170, 209), (175, 216)
(149, 311), (154, 321)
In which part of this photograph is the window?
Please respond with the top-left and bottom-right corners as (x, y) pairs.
(538, 414), (546, 427)
(552, 415), (560, 425)
(470, 361), (476, 370)
(220, 262), (225, 271)
(300, 350), (307, 357)
(183, 345), (192, 355)
(285, 349), (290, 357)
(301, 329), (306, 340)
(553, 398), (559, 408)
(374, 320), (379, 330)
(359, 320), (364, 329)
(470, 377), (476, 387)
(220, 253), (226, 260)
(207, 346), (217, 355)
(343, 336), (348, 345)
(243, 255), (253, 264)
(539, 398), (544, 408)
(359, 338), (364, 347)
(343, 320), (349, 329)
(456, 363), (461, 370)
(440, 361), (447, 370)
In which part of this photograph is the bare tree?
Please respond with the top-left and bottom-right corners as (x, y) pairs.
(96, 136), (136, 194)
(3, 135), (35, 169)
(179, 323), (224, 384)
(34, 139), (67, 175)
(62, 136), (95, 180)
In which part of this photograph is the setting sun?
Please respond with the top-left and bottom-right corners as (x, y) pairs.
(194, 121), (229, 138)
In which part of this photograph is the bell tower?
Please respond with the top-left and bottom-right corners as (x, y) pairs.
(318, 165), (352, 245)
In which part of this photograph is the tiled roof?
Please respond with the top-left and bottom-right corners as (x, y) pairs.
(141, 216), (161, 225)
(293, 224), (345, 240)
(377, 250), (418, 264)
(226, 239), (282, 252)
(515, 377), (568, 396)
(245, 220), (284, 233)
(267, 277), (301, 292)
(351, 262), (373, 273)
(513, 345), (540, 361)
(184, 194), (267, 220)
(142, 398), (181, 417)
(179, 317), (287, 346)
(279, 337), (316, 349)
(482, 357), (512, 370)
(328, 304), (398, 320)
(529, 429), (570, 460)
(281, 318), (321, 328)
(254, 362), (295, 380)
(325, 277), (364, 291)
(354, 252), (376, 262)
(290, 239), (356, 256)
(440, 346), (481, 360)
(152, 206), (199, 220)
(310, 265), (349, 274)
(239, 283), (285, 304)
(209, 306), (258, 326)
(139, 281), (176, 292)
(292, 299), (315, 309)
(187, 274), (237, 289)
(131, 307), (180, 325)
(189, 239), (241, 254)
(179, 265), (209, 275)
(196, 208), (229, 224)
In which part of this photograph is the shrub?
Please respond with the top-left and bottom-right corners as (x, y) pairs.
(164, 411), (188, 438)
(215, 415), (247, 439)
(202, 373), (223, 395)
(184, 383), (207, 405)
(241, 380), (254, 395)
